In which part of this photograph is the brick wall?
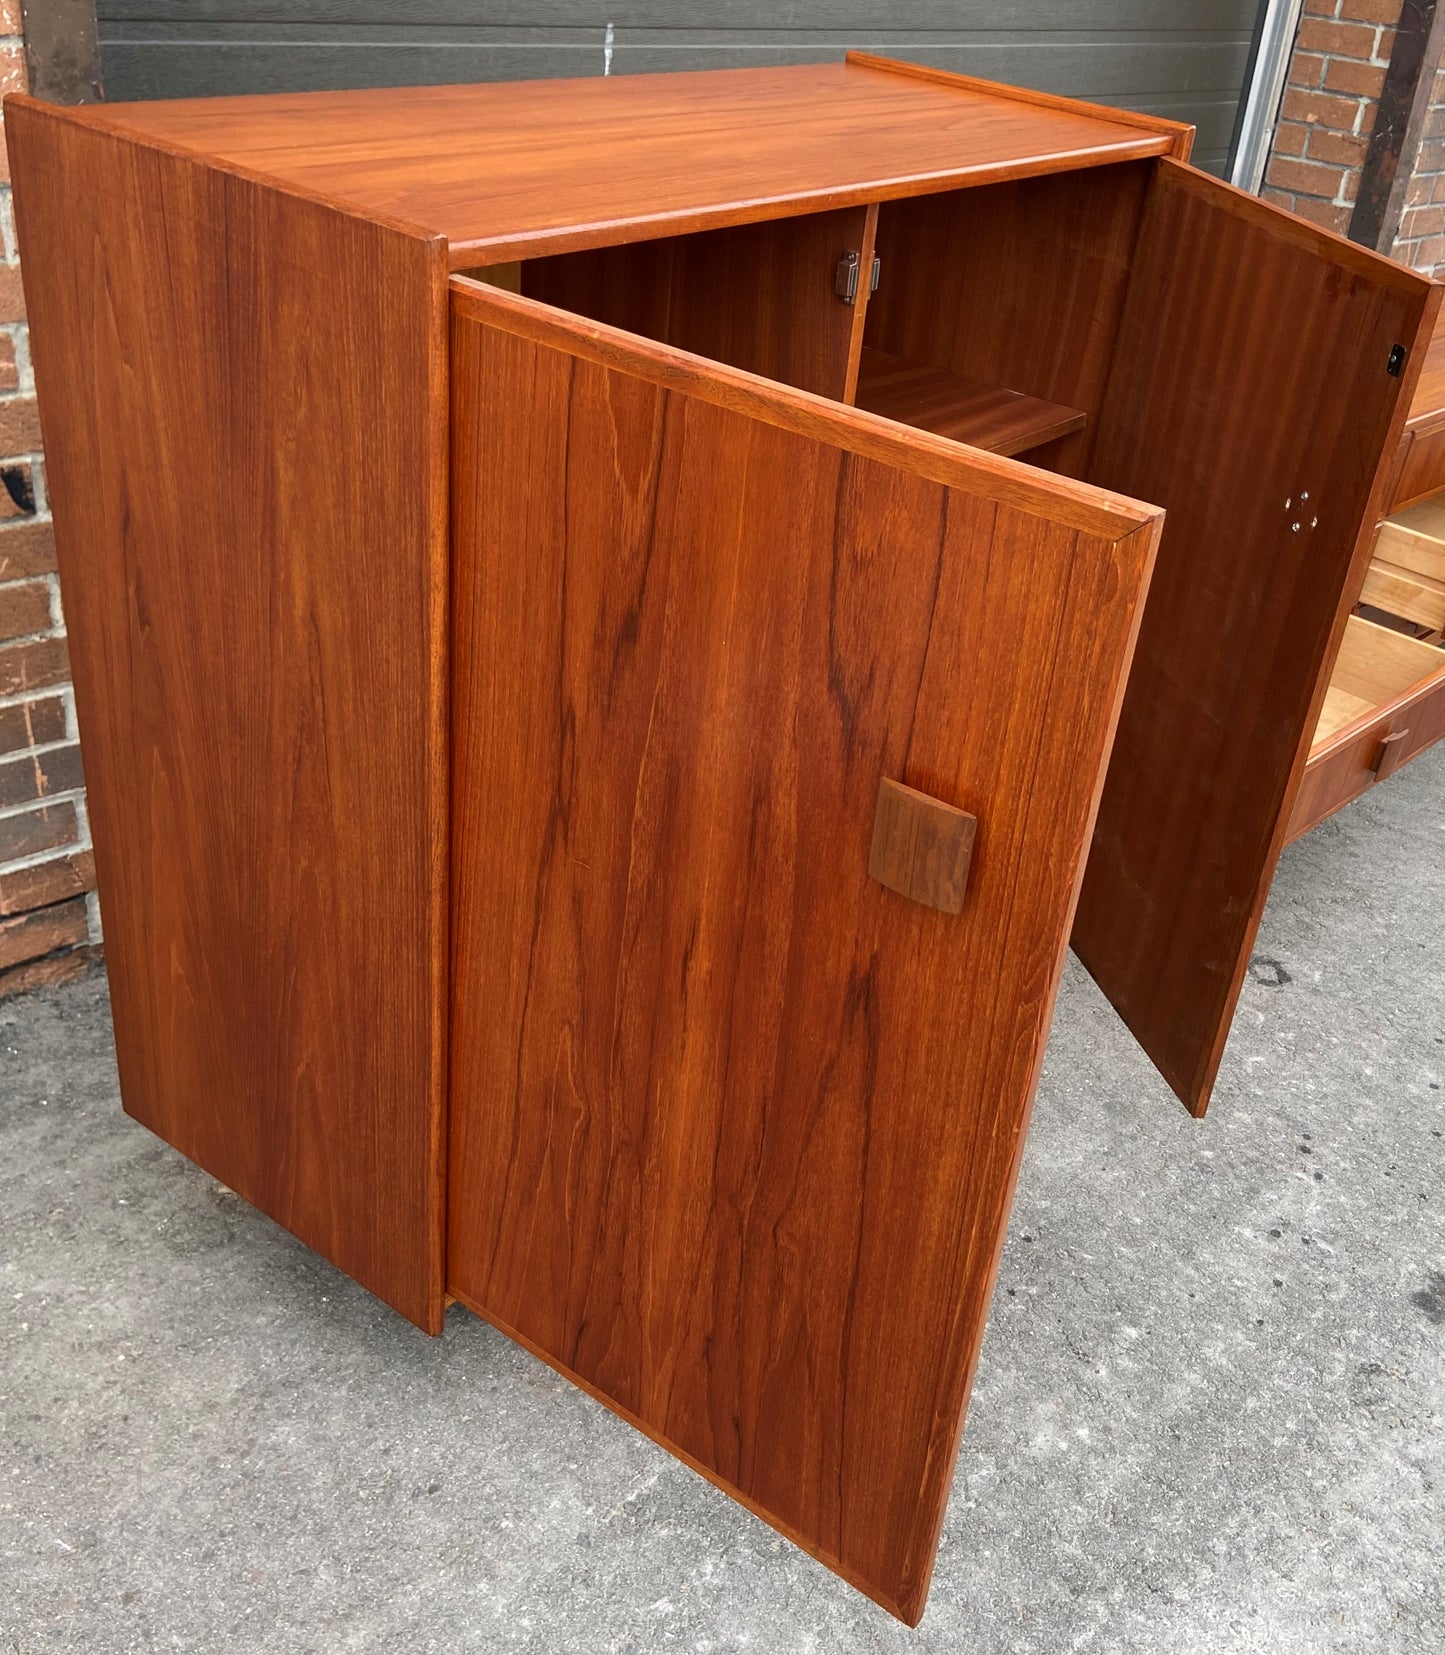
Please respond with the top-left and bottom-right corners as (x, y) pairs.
(1263, 0), (1399, 236)
(0, 6), (102, 997)
(1262, 0), (1445, 276)
(1393, 57), (1445, 269)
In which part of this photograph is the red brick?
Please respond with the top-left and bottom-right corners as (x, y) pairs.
(1431, 171), (1445, 202)
(0, 264), (24, 324)
(0, 633), (69, 696)
(1304, 0), (1342, 13)
(1267, 155), (1349, 196)
(1306, 127), (1370, 165)
(0, 941), (102, 1000)
(1324, 56), (1387, 96)
(1418, 137), (1445, 171)
(1261, 186), (1298, 210)
(1289, 51), (1328, 88)
(1402, 231), (1445, 264)
(0, 741), (82, 809)
(0, 395), (40, 456)
(1378, 27), (1396, 58)
(1400, 204), (1445, 237)
(0, 694), (66, 755)
(0, 43), (23, 98)
(0, 335), (16, 393)
(0, 577), (51, 642)
(0, 520), (54, 578)
(1281, 88), (1366, 131)
(1296, 16), (1381, 54)
(1291, 196), (1354, 232)
(0, 850), (95, 917)
(1338, 0), (1404, 17)
(0, 799), (77, 862)
(0, 0), (22, 30)
(1272, 121), (1311, 158)
(0, 896), (89, 970)
(1407, 172), (1436, 206)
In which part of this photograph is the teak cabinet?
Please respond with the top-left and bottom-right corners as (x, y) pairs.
(9, 58), (1439, 1625)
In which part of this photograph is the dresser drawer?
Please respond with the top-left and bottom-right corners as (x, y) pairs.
(1287, 615), (1445, 841)
(1361, 493), (1445, 634)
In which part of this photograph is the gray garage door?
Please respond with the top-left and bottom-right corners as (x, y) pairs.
(96, 2), (1265, 177)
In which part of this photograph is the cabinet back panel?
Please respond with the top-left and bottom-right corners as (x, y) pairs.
(447, 281), (1159, 1622)
(1075, 157), (1435, 1114)
(521, 206), (873, 401)
(863, 161), (1151, 475)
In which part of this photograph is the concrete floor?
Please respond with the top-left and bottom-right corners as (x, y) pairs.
(2, 750), (1443, 1655)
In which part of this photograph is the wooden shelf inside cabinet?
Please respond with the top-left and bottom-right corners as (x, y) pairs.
(853, 346), (1087, 458)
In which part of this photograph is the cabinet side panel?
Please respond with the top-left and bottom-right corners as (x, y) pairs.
(1076, 158), (1435, 1115)
(447, 296), (1158, 1620)
(8, 105), (449, 1331)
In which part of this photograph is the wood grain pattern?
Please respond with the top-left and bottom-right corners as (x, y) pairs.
(867, 778), (977, 914)
(1074, 157), (1436, 1116)
(842, 205), (879, 406)
(1359, 560), (1445, 633)
(855, 346), (1088, 458)
(521, 206), (872, 400)
(1364, 499), (1445, 633)
(846, 50), (1197, 160)
(1407, 304), (1445, 422)
(448, 276), (1158, 545)
(10, 61), (1181, 266)
(862, 162), (1152, 477)
(1286, 617), (1445, 840)
(8, 100), (450, 1331)
(446, 281), (1160, 1623)
(1387, 308), (1445, 510)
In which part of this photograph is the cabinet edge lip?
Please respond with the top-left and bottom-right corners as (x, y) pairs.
(447, 274), (1164, 544)
(844, 51), (1197, 157)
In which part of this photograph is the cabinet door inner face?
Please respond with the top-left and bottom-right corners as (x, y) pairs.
(1074, 156), (1435, 1115)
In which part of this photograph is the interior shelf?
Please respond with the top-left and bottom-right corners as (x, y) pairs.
(853, 347), (1088, 459)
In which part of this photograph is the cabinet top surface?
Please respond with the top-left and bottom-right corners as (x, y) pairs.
(29, 56), (1184, 262)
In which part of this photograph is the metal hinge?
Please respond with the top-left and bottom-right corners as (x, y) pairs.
(1388, 343), (1407, 377)
(835, 252), (882, 305)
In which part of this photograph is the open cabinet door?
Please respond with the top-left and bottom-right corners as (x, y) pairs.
(1074, 158), (1438, 1117)
(445, 278), (1161, 1623)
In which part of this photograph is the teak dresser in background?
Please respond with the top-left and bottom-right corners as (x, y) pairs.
(9, 58), (1439, 1625)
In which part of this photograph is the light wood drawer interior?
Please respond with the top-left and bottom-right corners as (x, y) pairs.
(1289, 615), (1445, 840)
(1361, 494), (1445, 634)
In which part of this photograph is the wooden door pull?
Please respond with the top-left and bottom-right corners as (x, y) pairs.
(868, 777), (977, 914)
(1373, 727), (1410, 780)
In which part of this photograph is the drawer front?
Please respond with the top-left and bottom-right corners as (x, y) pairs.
(1287, 652), (1445, 841)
